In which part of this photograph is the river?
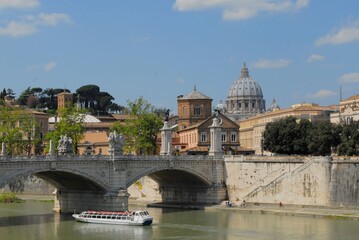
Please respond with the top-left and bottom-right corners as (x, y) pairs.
(1, 201), (359, 240)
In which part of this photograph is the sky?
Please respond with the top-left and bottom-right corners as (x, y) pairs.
(1, 0), (359, 114)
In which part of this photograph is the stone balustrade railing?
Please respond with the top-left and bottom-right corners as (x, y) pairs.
(0, 154), (216, 162)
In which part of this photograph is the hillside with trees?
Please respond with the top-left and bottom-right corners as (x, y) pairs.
(1, 84), (124, 115)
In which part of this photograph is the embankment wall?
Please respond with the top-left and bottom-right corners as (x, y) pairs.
(225, 155), (359, 207)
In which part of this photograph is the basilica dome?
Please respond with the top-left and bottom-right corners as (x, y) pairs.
(225, 63), (266, 120)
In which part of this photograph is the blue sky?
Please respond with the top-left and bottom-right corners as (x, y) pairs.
(1, 0), (359, 114)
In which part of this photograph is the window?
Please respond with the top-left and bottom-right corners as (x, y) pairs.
(221, 132), (227, 142)
(194, 105), (201, 116)
(200, 132), (207, 142)
(231, 132), (237, 142)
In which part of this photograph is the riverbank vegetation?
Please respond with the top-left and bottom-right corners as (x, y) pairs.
(263, 116), (359, 156)
(0, 193), (24, 203)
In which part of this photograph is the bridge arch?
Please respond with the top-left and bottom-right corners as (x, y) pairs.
(126, 165), (212, 188)
(0, 167), (108, 191)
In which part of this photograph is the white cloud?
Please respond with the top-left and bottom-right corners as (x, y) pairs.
(339, 72), (359, 83)
(26, 12), (72, 26)
(28, 61), (58, 72)
(43, 61), (57, 71)
(306, 90), (337, 99)
(0, 0), (39, 9)
(0, 12), (72, 37)
(173, 0), (309, 20)
(307, 54), (325, 63)
(315, 20), (359, 46)
(0, 21), (37, 37)
(253, 59), (291, 69)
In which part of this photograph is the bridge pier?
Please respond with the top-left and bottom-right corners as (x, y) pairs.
(54, 189), (130, 213)
(159, 184), (226, 204)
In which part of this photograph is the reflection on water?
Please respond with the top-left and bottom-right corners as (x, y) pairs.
(1, 201), (359, 240)
(0, 213), (56, 227)
(73, 222), (153, 240)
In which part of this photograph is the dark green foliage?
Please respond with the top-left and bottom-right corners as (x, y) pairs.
(307, 121), (341, 156)
(263, 116), (343, 156)
(75, 85), (117, 115)
(337, 121), (359, 156)
(0, 88), (7, 99)
(263, 116), (304, 155)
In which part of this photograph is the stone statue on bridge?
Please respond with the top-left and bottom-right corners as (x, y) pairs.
(108, 131), (124, 156)
(57, 134), (73, 155)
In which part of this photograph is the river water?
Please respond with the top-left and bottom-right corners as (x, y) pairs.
(1, 201), (359, 240)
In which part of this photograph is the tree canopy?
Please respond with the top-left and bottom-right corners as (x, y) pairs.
(111, 97), (163, 155)
(45, 107), (85, 154)
(263, 116), (358, 156)
(0, 107), (41, 155)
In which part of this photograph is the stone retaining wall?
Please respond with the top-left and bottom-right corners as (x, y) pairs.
(225, 155), (359, 207)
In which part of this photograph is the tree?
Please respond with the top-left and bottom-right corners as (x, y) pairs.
(263, 116), (301, 155)
(0, 89), (7, 99)
(96, 91), (114, 113)
(17, 87), (32, 106)
(6, 89), (16, 99)
(108, 103), (124, 114)
(292, 119), (311, 155)
(45, 107), (85, 154)
(307, 121), (340, 156)
(41, 88), (67, 111)
(111, 97), (163, 155)
(76, 85), (100, 109)
(19, 112), (41, 155)
(337, 121), (359, 156)
(0, 107), (40, 155)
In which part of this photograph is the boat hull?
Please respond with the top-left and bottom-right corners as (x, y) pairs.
(72, 214), (153, 226)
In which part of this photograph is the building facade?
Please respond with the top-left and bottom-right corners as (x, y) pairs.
(57, 91), (73, 109)
(330, 93), (359, 124)
(176, 87), (240, 155)
(177, 86), (212, 130)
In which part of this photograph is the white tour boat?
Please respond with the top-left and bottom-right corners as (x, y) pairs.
(72, 210), (153, 226)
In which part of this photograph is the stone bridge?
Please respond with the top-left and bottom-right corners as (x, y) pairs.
(0, 154), (226, 213)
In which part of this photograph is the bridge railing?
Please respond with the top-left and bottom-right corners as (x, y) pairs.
(0, 154), (220, 161)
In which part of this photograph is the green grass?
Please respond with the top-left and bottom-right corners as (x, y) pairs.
(0, 193), (24, 203)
